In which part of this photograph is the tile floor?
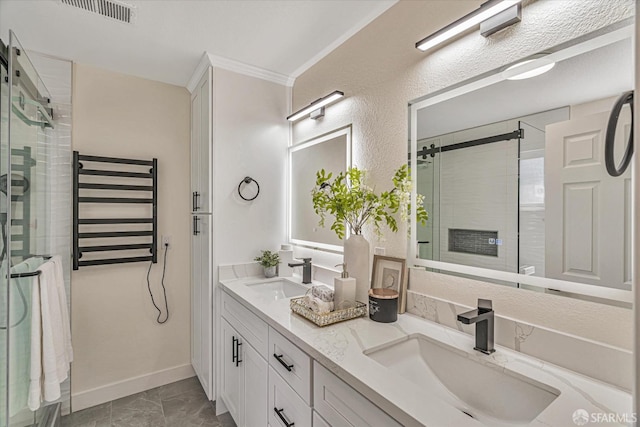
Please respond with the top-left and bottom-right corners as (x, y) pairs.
(61, 377), (236, 427)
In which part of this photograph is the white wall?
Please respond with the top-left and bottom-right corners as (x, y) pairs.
(71, 64), (193, 411)
(209, 67), (289, 413)
(212, 67), (289, 266)
(291, 0), (634, 346)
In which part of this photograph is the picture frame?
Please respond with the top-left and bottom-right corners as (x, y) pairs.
(371, 255), (407, 313)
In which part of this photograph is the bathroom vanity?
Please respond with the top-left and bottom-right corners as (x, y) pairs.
(218, 271), (631, 427)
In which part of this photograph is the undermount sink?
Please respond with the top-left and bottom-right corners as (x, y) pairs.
(245, 279), (309, 300)
(365, 334), (560, 425)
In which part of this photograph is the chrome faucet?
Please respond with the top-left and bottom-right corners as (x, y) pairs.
(288, 257), (312, 284)
(457, 299), (495, 354)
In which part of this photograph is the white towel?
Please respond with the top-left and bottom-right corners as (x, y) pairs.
(311, 285), (334, 303)
(28, 256), (72, 411)
(303, 295), (334, 314)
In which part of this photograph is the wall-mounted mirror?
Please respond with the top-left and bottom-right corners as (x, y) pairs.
(289, 126), (351, 251)
(409, 20), (633, 305)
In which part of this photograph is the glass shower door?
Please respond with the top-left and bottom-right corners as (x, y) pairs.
(0, 42), (10, 427)
(2, 31), (55, 427)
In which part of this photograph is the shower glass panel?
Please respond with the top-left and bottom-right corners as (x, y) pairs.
(0, 42), (9, 427)
(1, 31), (56, 427)
(518, 120), (546, 279)
(416, 121), (521, 281)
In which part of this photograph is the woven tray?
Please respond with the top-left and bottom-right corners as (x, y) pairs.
(290, 297), (367, 327)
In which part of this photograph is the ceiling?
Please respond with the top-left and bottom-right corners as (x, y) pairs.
(0, 0), (396, 87)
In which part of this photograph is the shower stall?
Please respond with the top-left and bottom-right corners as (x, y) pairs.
(1, 31), (72, 427)
(415, 116), (548, 280)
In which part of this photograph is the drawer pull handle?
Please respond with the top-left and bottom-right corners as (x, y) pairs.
(274, 407), (294, 427)
(236, 341), (242, 367)
(273, 354), (294, 372)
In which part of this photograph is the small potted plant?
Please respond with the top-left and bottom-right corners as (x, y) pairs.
(254, 250), (280, 278)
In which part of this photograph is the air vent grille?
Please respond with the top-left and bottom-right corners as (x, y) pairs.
(60, 0), (136, 24)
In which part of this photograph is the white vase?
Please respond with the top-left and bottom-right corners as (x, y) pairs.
(343, 234), (370, 304)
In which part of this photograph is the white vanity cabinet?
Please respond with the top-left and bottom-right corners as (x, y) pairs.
(220, 288), (402, 427)
(221, 292), (269, 427)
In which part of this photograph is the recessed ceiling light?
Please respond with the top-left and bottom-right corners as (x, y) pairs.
(504, 56), (556, 80)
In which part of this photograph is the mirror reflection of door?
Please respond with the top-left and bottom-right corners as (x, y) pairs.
(545, 102), (632, 290)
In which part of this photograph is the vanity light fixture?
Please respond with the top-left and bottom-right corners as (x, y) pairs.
(415, 0), (522, 52)
(287, 90), (344, 122)
(504, 55), (556, 80)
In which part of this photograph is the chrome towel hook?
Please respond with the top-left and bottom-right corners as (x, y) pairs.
(238, 176), (260, 201)
(605, 90), (634, 177)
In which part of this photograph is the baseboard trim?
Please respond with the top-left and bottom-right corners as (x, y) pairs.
(71, 364), (195, 412)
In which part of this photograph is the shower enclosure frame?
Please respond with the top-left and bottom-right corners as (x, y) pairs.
(1, 31), (64, 427)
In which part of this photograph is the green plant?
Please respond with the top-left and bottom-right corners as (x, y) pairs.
(254, 250), (280, 268)
(311, 165), (428, 240)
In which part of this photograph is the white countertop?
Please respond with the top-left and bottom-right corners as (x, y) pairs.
(219, 274), (632, 427)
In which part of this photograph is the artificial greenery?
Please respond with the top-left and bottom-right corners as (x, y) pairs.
(311, 164), (428, 240)
(254, 250), (280, 268)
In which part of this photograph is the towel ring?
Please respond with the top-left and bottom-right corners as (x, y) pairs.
(238, 176), (260, 201)
(605, 90), (634, 177)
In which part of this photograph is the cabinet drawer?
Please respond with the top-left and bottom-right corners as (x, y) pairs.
(269, 367), (312, 427)
(269, 327), (312, 404)
(222, 291), (268, 358)
(313, 362), (401, 427)
(313, 411), (331, 427)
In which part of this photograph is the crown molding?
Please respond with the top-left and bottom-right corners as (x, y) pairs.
(186, 51), (295, 92)
(207, 53), (295, 87)
(186, 52), (214, 93)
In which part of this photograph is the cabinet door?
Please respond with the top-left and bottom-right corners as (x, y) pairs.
(190, 77), (201, 212)
(192, 215), (213, 398)
(242, 341), (268, 427)
(190, 68), (212, 213)
(221, 319), (242, 425)
(191, 216), (203, 383)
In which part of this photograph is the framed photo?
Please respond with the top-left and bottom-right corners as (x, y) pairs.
(371, 255), (407, 313)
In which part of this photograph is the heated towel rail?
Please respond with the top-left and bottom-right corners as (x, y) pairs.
(72, 152), (158, 270)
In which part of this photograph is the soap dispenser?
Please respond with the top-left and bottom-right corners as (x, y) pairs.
(334, 263), (356, 309)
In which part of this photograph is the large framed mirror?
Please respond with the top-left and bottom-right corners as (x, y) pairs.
(289, 126), (351, 252)
(409, 20), (633, 305)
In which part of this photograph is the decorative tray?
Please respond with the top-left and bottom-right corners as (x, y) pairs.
(290, 297), (367, 327)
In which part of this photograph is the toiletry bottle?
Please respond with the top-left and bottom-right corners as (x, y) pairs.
(279, 244), (293, 277)
(334, 263), (356, 309)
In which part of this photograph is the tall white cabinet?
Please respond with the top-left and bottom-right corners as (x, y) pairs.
(191, 68), (214, 399)
(188, 58), (289, 408)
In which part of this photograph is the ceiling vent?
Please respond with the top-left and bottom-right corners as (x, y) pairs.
(60, 0), (136, 24)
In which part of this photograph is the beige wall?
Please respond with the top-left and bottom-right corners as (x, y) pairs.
(71, 64), (191, 407)
(291, 0), (634, 346)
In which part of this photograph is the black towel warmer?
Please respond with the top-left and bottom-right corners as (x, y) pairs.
(72, 152), (158, 270)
